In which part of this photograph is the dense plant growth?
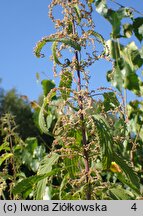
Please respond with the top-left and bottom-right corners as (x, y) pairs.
(0, 0), (143, 200)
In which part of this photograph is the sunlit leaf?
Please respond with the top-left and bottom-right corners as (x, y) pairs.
(109, 187), (132, 200)
(52, 41), (62, 65)
(113, 153), (140, 190)
(59, 173), (69, 200)
(38, 98), (52, 136)
(0, 142), (10, 152)
(74, 4), (81, 24)
(125, 42), (143, 69)
(139, 25), (143, 37)
(133, 17), (143, 42)
(117, 173), (140, 194)
(25, 137), (38, 155)
(103, 92), (120, 111)
(95, 1), (133, 38)
(92, 114), (113, 169)
(34, 36), (81, 58)
(95, 0), (108, 16)
(0, 153), (13, 166)
(46, 114), (55, 130)
(59, 71), (72, 100)
(41, 80), (55, 97)
(13, 170), (57, 197)
(106, 40), (143, 94)
(36, 153), (59, 200)
(64, 156), (80, 178)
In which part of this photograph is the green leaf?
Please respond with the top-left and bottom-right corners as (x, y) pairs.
(106, 39), (122, 60)
(37, 153), (59, 175)
(106, 40), (143, 94)
(25, 137), (38, 155)
(38, 98), (53, 136)
(106, 68), (124, 91)
(133, 17), (143, 42)
(74, 4), (81, 24)
(72, 184), (87, 199)
(95, 0), (108, 16)
(126, 100), (143, 137)
(36, 153), (59, 200)
(64, 156), (80, 179)
(13, 170), (57, 197)
(95, 2), (132, 38)
(0, 142), (10, 152)
(59, 173), (69, 200)
(41, 80), (55, 97)
(0, 153), (13, 166)
(46, 114), (54, 130)
(117, 173), (140, 194)
(52, 41), (62, 65)
(34, 36), (81, 58)
(140, 46), (143, 58)
(106, 9), (121, 38)
(59, 71), (72, 100)
(139, 25), (143, 38)
(121, 42), (143, 94)
(125, 42), (143, 69)
(92, 114), (113, 169)
(66, 21), (73, 34)
(103, 92), (120, 111)
(108, 187), (132, 200)
(113, 153), (140, 191)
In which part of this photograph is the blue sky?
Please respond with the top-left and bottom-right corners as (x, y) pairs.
(0, 0), (142, 101)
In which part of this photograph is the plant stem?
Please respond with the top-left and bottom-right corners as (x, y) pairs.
(8, 120), (16, 179)
(72, 19), (91, 200)
(7, 115), (17, 199)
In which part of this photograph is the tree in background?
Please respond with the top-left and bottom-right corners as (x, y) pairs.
(0, 88), (38, 139)
(0, 85), (54, 199)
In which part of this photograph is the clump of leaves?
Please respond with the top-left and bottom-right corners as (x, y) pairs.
(0, 114), (47, 199)
(0, 114), (23, 199)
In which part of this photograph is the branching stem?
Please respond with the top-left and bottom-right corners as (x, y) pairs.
(72, 18), (91, 200)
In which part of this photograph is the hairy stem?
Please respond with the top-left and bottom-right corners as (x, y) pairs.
(72, 19), (91, 200)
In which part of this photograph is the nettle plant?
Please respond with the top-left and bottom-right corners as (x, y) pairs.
(13, 0), (143, 200)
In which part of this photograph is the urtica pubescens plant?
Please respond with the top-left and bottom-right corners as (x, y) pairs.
(13, 0), (143, 200)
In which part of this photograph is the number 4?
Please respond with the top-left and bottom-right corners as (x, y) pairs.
(131, 203), (137, 211)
